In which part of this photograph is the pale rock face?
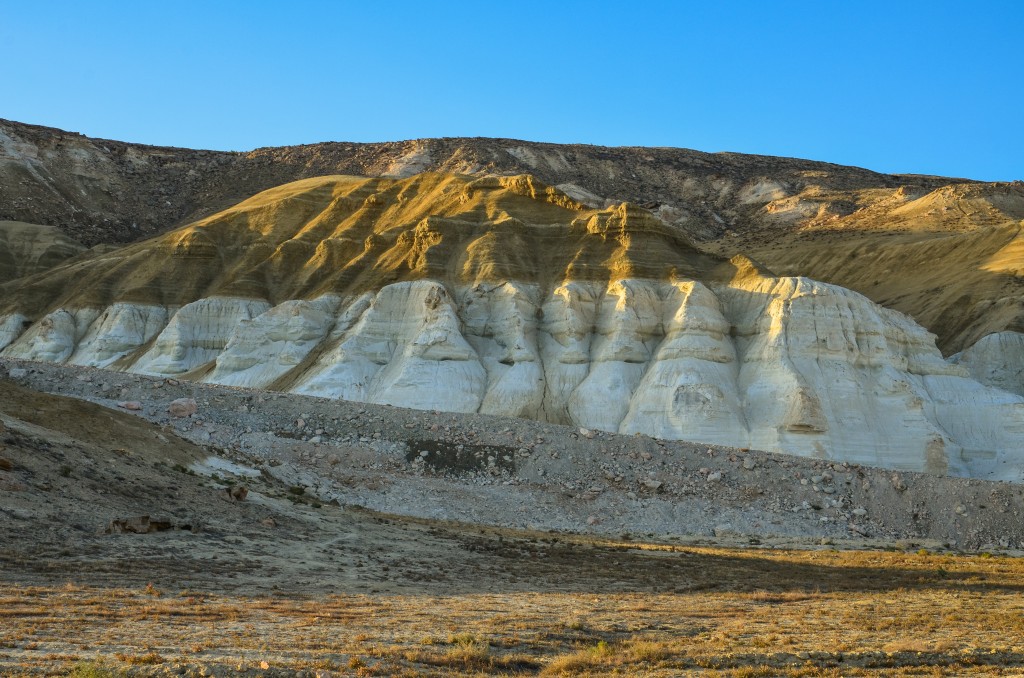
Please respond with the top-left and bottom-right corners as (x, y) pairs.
(568, 280), (664, 432)
(459, 282), (545, 419)
(916, 373), (1024, 478)
(718, 278), (949, 469)
(619, 282), (745, 443)
(0, 313), (29, 351)
(2, 308), (100, 363)
(537, 282), (600, 424)
(951, 331), (1024, 396)
(68, 303), (169, 368)
(203, 295), (341, 389)
(129, 297), (272, 376)
(7, 277), (1024, 481)
(294, 281), (486, 412)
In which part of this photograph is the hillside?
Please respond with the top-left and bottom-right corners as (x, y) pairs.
(3, 118), (1022, 354)
(2, 118), (950, 248)
(2, 173), (1022, 479)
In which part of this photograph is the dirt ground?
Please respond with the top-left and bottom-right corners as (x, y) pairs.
(2, 365), (1024, 676)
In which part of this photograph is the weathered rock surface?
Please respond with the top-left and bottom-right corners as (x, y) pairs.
(3, 273), (1023, 480)
(2, 173), (1022, 480)
(952, 331), (1024, 396)
(129, 297), (271, 376)
(5, 117), (1024, 353)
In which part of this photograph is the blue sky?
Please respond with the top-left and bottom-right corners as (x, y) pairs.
(1, 1), (1020, 180)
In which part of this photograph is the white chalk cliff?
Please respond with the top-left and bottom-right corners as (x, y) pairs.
(1, 172), (1022, 480)
(951, 331), (1024, 398)
(3, 275), (1024, 480)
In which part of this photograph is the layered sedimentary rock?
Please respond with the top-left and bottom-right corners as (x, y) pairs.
(2, 173), (1022, 480)
(952, 331), (1024, 397)
(130, 298), (272, 376)
(0, 220), (87, 283)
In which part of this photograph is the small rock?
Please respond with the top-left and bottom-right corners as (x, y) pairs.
(0, 457), (13, 472)
(742, 457), (756, 470)
(587, 515), (599, 525)
(578, 427), (595, 439)
(713, 524), (736, 537)
(308, 436), (322, 444)
(891, 473), (907, 492)
(851, 508), (868, 517)
(117, 401), (143, 411)
(227, 486), (248, 501)
(8, 368), (27, 379)
(707, 471), (722, 482)
(640, 452), (653, 461)
(955, 504), (968, 515)
(642, 479), (663, 490)
(168, 398), (198, 418)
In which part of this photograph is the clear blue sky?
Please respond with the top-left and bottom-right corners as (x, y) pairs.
(2, 1), (1020, 180)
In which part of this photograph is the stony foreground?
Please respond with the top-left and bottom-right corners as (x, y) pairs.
(3, 360), (1024, 675)
(3, 358), (1024, 551)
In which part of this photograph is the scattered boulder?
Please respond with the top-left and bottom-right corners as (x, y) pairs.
(168, 398), (198, 417)
(226, 485), (248, 501)
(118, 401), (143, 411)
(105, 515), (175, 534)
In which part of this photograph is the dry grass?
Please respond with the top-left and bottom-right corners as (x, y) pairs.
(1, 544), (1024, 676)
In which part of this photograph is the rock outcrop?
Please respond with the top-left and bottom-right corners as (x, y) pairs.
(2, 173), (1022, 480)
(951, 331), (1024, 397)
(5, 118), (1024, 353)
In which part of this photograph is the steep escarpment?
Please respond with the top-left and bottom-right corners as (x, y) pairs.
(1, 172), (1022, 480)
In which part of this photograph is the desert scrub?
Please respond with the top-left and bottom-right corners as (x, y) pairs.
(67, 662), (124, 677)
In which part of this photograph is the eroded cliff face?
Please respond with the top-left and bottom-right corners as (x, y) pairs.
(6, 118), (1024, 354)
(952, 331), (1024, 397)
(2, 173), (1022, 480)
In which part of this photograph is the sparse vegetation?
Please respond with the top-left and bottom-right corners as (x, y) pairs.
(67, 661), (123, 677)
(3, 542), (1024, 676)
